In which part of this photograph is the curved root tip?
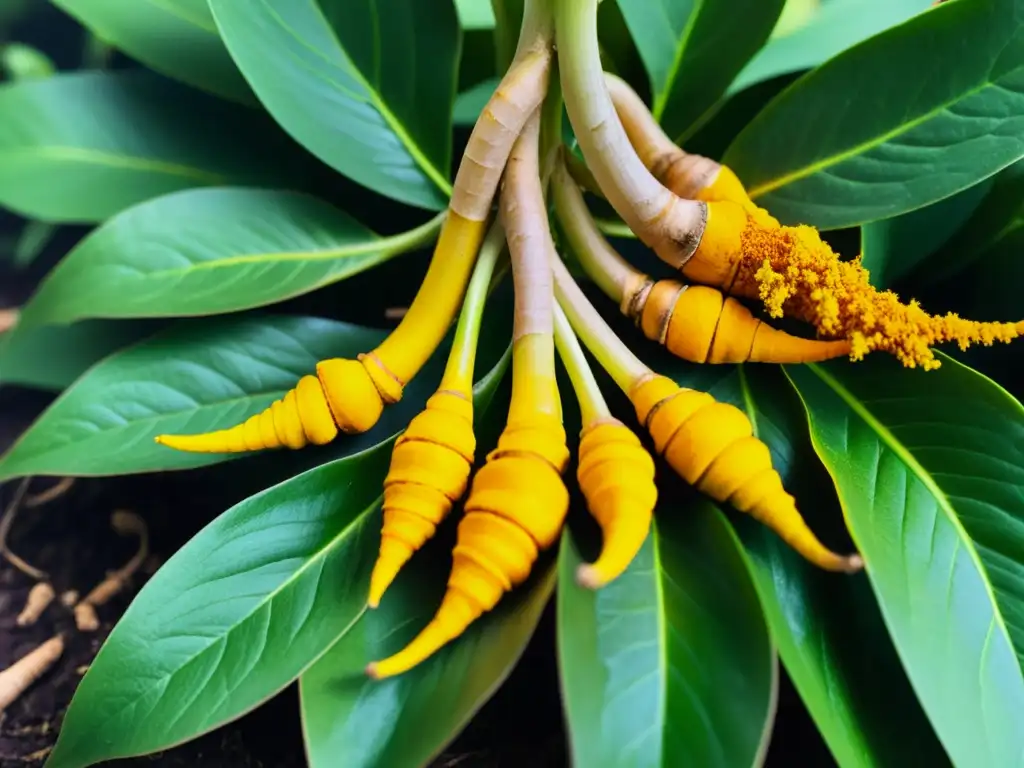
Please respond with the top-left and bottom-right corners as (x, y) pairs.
(365, 662), (381, 680)
(575, 564), (605, 590)
(844, 554), (865, 574)
(366, 596), (380, 610)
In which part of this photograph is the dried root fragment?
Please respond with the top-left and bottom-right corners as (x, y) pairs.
(74, 510), (148, 632)
(24, 477), (75, 509)
(16, 582), (55, 627)
(0, 636), (64, 713)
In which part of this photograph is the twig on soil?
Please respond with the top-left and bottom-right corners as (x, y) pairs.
(74, 510), (149, 632)
(24, 478), (75, 509)
(0, 635), (64, 713)
(15, 582), (55, 627)
(0, 308), (18, 334)
(0, 479), (47, 580)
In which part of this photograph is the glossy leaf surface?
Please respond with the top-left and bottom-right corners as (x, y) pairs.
(45, 442), (390, 768)
(726, 0), (1024, 229)
(44, 343), (511, 768)
(616, 0), (786, 141)
(0, 316), (388, 479)
(0, 71), (307, 223)
(859, 178), (994, 288)
(17, 188), (437, 324)
(557, 500), (775, 768)
(209, 0), (458, 210)
(729, 0), (933, 96)
(0, 319), (163, 392)
(50, 0), (252, 103)
(301, 504), (553, 767)
(670, 361), (947, 767)
(786, 356), (1024, 766)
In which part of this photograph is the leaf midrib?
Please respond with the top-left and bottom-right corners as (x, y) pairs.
(0, 146), (225, 183)
(652, 0), (703, 120)
(801, 362), (1023, 680)
(145, 0), (219, 33)
(77, 490), (382, 758)
(747, 63), (1024, 199)
(255, 0), (452, 198)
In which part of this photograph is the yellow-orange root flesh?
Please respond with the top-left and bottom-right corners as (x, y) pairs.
(154, 356), (399, 454)
(739, 217), (1024, 370)
(636, 281), (851, 364)
(368, 389), (476, 608)
(367, 415), (569, 679)
(629, 374), (862, 574)
(575, 420), (657, 589)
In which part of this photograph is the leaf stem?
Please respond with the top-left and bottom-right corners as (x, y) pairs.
(550, 251), (650, 393)
(551, 156), (634, 304)
(501, 110), (560, 421)
(553, 301), (610, 426)
(377, 210), (448, 259)
(440, 221), (506, 392)
(554, 0), (706, 269)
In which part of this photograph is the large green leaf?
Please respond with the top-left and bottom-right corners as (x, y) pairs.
(859, 178), (994, 288)
(0, 316), (394, 480)
(43, 340), (510, 768)
(616, 0), (786, 142)
(0, 319), (164, 392)
(785, 355), (1024, 766)
(209, 0), (458, 211)
(45, 442), (390, 768)
(16, 188), (441, 325)
(0, 71), (309, 223)
(725, 0), (1024, 229)
(667, 362), (947, 767)
(920, 158), (1024, 286)
(728, 0), (933, 97)
(50, 0), (252, 103)
(300, 485), (554, 768)
(557, 499), (776, 768)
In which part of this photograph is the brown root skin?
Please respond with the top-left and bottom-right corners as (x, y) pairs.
(629, 374), (862, 574)
(630, 279), (852, 364)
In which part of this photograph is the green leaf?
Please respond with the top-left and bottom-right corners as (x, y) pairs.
(921, 158), (1024, 286)
(45, 441), (391, 768)
(672, 362), (947, 767)
(209, 0), (458, 211)
(453, 77), (498, 126)
(786, 355), (1024, 766)
(50, 0), (252, 103)
(16, 188), (441, 325)
(45, 345), (510, 768)
(300, 508), (553, 768)
(725, 0), (1024, 229)
(455, 0), (495, 28)
(11, 219), (57, 269)
(0, 319), (163, 392)
(616, 0), (786, 142)
(0, 71), (311, 223)
(859, 178), (994, 288)
(1, 42), (56, 81)
(557, 500), (776, 768)
(729, 0), (933, 97)
(0, 315), (391, 480)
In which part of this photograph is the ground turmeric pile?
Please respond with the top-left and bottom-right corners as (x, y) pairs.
(739, 219), (1024, 370)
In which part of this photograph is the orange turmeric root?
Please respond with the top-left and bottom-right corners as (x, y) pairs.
(575, 420), (657, 588)
(367, 389), (475, 608)
(630, 374), (862, 574)
(366, 414), (570, 679)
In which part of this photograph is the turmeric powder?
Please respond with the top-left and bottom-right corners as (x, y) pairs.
(739, 219), (1024, 370)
